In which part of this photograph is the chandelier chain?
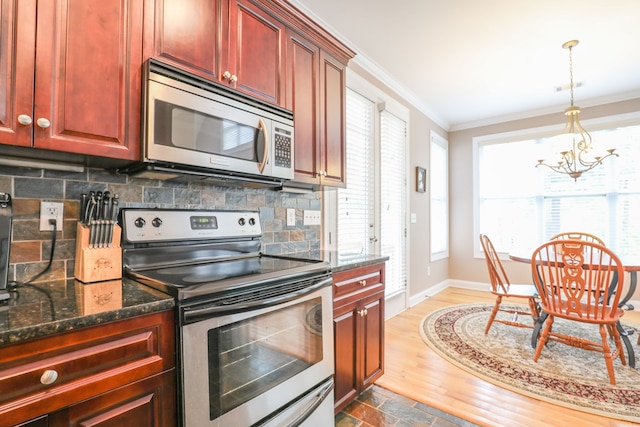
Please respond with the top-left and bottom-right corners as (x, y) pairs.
(535, 39), (618, 181)
(568, 44), (574, 107)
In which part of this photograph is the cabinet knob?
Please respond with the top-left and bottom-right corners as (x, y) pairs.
(36, 118), (51, 129)
(222, 71), (237, 83)
(18, 114), (33, 126)
(40, 369), (59, 385)
(359, 280), (366, 287)
(363, 308), (368, 316)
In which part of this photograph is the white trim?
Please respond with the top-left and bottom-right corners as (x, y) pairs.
(450, 91), (640, 132)
(385, 291), (406, 320)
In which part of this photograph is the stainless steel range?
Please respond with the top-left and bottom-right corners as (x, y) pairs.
(120, 209), (334, 427)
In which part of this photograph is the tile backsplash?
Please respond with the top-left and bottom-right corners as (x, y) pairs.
(0, 166), (321, 284)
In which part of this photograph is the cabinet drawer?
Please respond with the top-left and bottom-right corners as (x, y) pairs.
(333, 263), (385, 300)
(0, 310), (175, 425)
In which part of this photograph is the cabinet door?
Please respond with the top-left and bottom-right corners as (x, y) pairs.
(361, 290), (385, 388)
(319, 50), (346, 187)
(287, 31), (320, 184)
(333, 301), (359, 413)
(0, 0), (35, 147)
(48, 371), (176, 427)
(147, 0), (222, 81)
(228, 0), (285, 105)
(33, 0), (144, 159)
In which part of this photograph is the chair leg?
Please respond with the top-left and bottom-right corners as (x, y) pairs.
(608, 324), (626, 366)
(527, 297), (540, 325)
(533, 315), (553, 362)
(485, 296), (502, 335)
(599, 325), (617, 385)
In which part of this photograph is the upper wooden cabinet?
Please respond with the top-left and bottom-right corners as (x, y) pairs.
(147, 0), (354, 188)
(286, 32), (347, 187)
(0, 0), (144, 160)
(147, 0), (286, 106)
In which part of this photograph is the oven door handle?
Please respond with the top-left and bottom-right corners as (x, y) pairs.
(287, 377), (334, 427)
(183, 276), (332, 323)
(256, 377), (334, 427)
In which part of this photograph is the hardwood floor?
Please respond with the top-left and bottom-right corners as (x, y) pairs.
(375, 287), (640, 427)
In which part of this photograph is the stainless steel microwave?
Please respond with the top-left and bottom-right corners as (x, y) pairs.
(123, 60), (294, 186)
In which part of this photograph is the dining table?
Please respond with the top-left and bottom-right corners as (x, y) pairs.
(509, 245), (638, 368)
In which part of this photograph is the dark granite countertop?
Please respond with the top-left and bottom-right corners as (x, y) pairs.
(284, 250), (389, 273)
(0, 278), (174, 346)
(0, 251), (385, 347)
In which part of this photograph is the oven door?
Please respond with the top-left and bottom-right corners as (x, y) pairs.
(180, 282), (334, 427)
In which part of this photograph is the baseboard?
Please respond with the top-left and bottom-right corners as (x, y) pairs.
(407, 279), (640, 314)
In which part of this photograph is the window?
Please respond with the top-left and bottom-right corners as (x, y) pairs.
(332, 71), (409, 300)
(475, 119), (640, 256)
(430, 131), (449, 260)
(380, 110), (408, 296)
(337, 89), (375, 255)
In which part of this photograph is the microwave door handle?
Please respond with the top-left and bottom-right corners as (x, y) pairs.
(257, 118), (268, 173)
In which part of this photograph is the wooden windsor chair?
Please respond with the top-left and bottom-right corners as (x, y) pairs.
(531, 239), (626, 385)
(479, 234), (540, 335)
(549, 231), (605, 245)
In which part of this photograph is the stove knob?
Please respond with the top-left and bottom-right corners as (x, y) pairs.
(248, 217), (256, 226)
(238, 218), (246, 226)
(152, 217), (163, 228)
(134, 217), (146, 228)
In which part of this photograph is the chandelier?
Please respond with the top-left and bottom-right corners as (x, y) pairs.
(536, 40), (617, 181)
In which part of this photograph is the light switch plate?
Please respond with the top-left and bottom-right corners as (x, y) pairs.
(303, 210), (321, 225)
(286, 208), (296, 226)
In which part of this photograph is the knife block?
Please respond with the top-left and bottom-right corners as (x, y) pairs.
(74, 222), (122, 283)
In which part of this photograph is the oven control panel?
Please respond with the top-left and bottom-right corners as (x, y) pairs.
(120, 209), (261, 243)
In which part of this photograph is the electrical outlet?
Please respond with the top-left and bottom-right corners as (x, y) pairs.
(40, 201), (64, 231)
(303, 210), (321, 225)
(286, 208), (296, 227)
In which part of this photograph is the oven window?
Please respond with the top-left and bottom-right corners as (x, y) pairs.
(207, 297), (324, 420)
(154, 100), (259, 161)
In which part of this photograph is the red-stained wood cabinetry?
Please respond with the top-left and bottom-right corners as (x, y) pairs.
(332, 263), (386, 413)
(0, 0), (143, 160)
(0, 310), (176, 427)
(146, 0), (286, 106)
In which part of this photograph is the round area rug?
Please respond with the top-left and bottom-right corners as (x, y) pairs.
(420, 303), (640, 423)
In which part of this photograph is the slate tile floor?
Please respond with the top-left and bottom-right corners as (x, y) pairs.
(335, 385), (479, 427)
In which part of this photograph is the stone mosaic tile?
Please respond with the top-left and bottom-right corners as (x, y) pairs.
(337, 385), (477, 427)
(2, 167), (321, 284)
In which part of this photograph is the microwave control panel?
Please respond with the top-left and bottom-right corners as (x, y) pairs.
(273, 127), (292, 169)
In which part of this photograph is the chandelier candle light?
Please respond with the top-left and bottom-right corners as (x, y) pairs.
(536, 40), (617, 181)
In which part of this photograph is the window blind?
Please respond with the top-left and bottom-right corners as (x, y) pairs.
(337, 89), (375, 255)
(430, 133), (449, 259)
(478, 124), (640, 255)
(380, 110), (407, 296)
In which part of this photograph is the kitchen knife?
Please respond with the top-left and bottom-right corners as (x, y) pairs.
(100, 193), (110, 247)
(108, 195), (119, 247)
(87, 197), (97, 248)
(79, 193), (87, 224)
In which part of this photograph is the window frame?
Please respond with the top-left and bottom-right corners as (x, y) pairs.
(473, 112), (640, 259)
(430, 130), (449, 261)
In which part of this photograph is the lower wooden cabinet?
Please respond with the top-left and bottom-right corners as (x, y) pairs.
(0, 310), (176, 426)
(49, 370), (176, 427)
(333, 263), (385, 413)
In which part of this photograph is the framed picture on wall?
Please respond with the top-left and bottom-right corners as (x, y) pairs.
(416, 166), (426, 193)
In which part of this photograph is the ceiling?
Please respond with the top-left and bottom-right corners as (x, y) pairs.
(289, 0), (640, 131)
